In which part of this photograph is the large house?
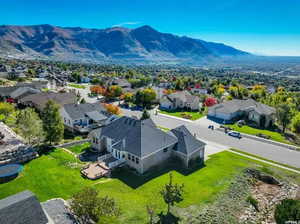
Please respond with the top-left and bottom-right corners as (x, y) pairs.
(208, 99), (276, 127)
(89, 116), (206, 174)
(160, 91), (200, 111)
(60, 103), (117, 133)
(0, 190), (74, 224)
(19, 92), (77, 111)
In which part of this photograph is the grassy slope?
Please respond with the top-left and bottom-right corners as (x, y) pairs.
(159, 110), (204, 120)
(227, 124), (292, 145)
(67, 142), (91, 154)
(0, 149), (299, 223)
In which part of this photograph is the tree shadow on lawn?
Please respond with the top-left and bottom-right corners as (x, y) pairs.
(156, 212), (180, 224)
(111, 158), (205, 189)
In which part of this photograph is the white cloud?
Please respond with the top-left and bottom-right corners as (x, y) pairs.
(112, 21), (141, 27)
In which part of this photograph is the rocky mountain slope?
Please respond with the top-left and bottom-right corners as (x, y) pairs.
(0, 24), (250, 64)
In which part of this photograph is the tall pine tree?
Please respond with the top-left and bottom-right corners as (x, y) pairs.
(42, 100), (64, 145)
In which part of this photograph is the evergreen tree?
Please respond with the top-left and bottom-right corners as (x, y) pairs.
(42, 100), (64, 145)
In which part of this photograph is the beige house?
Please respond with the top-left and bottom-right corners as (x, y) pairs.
(160, 90), (200, 111)
(89, 116), (206, 174)
(208, 99), (276, 127)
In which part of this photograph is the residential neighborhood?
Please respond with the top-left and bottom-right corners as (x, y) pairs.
(0, 1), (300, 223)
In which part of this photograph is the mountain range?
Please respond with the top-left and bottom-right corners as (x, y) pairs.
(0, 24), (251, 64)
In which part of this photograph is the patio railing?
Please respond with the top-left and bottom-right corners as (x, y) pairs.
(97, 154), (112, 162)
(108, 159), (125, 169)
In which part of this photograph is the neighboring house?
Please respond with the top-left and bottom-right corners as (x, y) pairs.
(0, 190), (75, 224)
(112, 78), (131, 89)
(89, 116), (205, 174)
(190, 84), (208, 95)
(152, 87), (165, 100)
(112, 78), (133, 92)
(19, 92), (77, 111)
(208, 99), (276, 127)
(60, 103), (117, 133)
(160, 90), (200, 111)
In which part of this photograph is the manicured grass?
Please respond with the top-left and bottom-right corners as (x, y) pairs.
(0, 149), (299, 223)
(159, 110), (204, 120)
(227, 124), (293, 145)
(67, 142), (91, 154)
(68, 83), (86, 89)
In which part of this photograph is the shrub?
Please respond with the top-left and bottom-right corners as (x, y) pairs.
(246, 195), (259, 212)
(274, 199), (300, 224)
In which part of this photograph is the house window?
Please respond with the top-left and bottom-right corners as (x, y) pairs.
(96, 138), (99, 144)
(64, 118), (66, 123)
(136, 157), (139, 164)
(163, 147), (168, 153)
(128, 154), (131, 160)
(122, 154), (125, 158)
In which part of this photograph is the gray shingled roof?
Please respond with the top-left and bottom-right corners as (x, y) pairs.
(20, 92), (77, 110)
(63, 103), (109, 121)
(170, 125), (206, 155)
(168, 91), (199, 104)
(41, 199), (76, 224)
(0, 190), (48, 224)
(209, 99), (275, 115)
(94, 116), (178, 157)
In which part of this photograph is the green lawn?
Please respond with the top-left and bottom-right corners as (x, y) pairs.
(68, 83), (86, 89)
(66, 142), (91, 154)
(159, 110), (204, 120)
(227, 124), (293, 145)
(0, 149), (299, 223)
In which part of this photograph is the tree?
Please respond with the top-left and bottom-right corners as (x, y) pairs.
(292, 112), (300, 134)
(70, 187), (120, 224)
(17, 108), (44, 145)
(274, 199), (300, 224)
(204, 97), (217, 107)
(42, 100), (64, 145)
(135, 88), (156, 108)
(122, 92), (134, 103)
(0, 102), (15, 118)
(160, 173), (184, 214)
(276, 104), (292, 133)
(141, 109), (150, 120)
(80, 98), (86, 104)
(104, 104), (121, 115)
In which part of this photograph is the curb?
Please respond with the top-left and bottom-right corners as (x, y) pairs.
(216, 128), (299, 151)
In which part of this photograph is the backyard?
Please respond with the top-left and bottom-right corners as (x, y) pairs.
(159, 109), (205, 120)
(66, 142), (91, 154)
(0, 148), (299, 223)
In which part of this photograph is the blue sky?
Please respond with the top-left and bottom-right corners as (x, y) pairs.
(1, 0), (300, 56)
